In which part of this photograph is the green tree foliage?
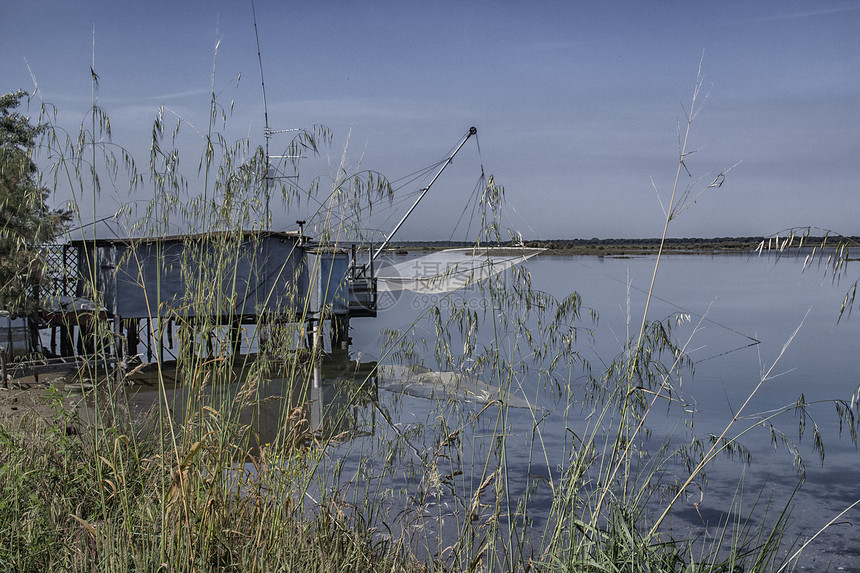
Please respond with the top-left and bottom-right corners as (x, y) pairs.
(0, 90), (69, 313)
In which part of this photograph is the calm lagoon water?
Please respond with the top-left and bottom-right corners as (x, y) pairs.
(339, 252), (860, 569)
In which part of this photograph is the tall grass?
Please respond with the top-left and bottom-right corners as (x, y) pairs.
(2, 57), (860, 573)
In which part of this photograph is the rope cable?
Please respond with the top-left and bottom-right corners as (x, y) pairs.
(573, 259), (762, 363)
(449, 174), (486, 242)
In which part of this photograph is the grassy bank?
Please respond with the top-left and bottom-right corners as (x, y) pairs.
(0, 360), (421, 572)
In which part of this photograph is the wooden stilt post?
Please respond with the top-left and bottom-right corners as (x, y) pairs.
(60, 320), (73, 357)
(126, 320), (139, 359)
(330, 316), (350, 350)
(259, 317), (269, 356)
(1, 345), (7, 389)
(231, 319), (242, 357)
(158, 317), (164, 364)
(146, 318), (153, 363)
(114, 314), (123, 363)
(113, 313), (124, 384)
(305, 319), (314, 350)
(312, 319), (322, 355)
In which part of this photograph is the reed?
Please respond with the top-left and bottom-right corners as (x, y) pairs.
(3, 56), (860, 573)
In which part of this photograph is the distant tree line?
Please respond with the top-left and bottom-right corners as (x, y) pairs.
(387, 236), (859, 255)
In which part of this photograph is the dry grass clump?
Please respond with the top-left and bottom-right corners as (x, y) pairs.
(0, 386), (417, 572)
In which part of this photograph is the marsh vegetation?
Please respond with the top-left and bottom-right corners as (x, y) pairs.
(2, 65), (860, 573)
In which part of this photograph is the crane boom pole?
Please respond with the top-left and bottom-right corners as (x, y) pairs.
(371, 126), (477, 263)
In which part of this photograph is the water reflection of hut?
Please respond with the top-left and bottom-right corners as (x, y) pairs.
(37, 230), (377, 366)
(122, 352), (378, 451)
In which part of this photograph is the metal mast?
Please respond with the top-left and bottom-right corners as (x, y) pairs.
(252, 0), (271, 230)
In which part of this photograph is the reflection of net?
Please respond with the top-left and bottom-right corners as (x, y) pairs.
(376, 248), (542, 294)
(378, 365), (533, 408)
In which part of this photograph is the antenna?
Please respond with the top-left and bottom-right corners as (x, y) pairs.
(251, 0), (271, 230)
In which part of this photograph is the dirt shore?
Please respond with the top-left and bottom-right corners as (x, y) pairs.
(0, 372), (88, 429)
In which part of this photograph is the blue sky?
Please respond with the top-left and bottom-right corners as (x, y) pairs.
(2, 0), (859, 240)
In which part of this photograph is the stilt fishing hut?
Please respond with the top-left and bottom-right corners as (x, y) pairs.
(40, 230), (374, 364)
(30, 126), (481, 371)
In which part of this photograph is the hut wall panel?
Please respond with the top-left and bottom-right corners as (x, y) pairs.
(79, 234), (308, 321)
(309, 251), (350, 316)
(114, 241), (185, 319)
